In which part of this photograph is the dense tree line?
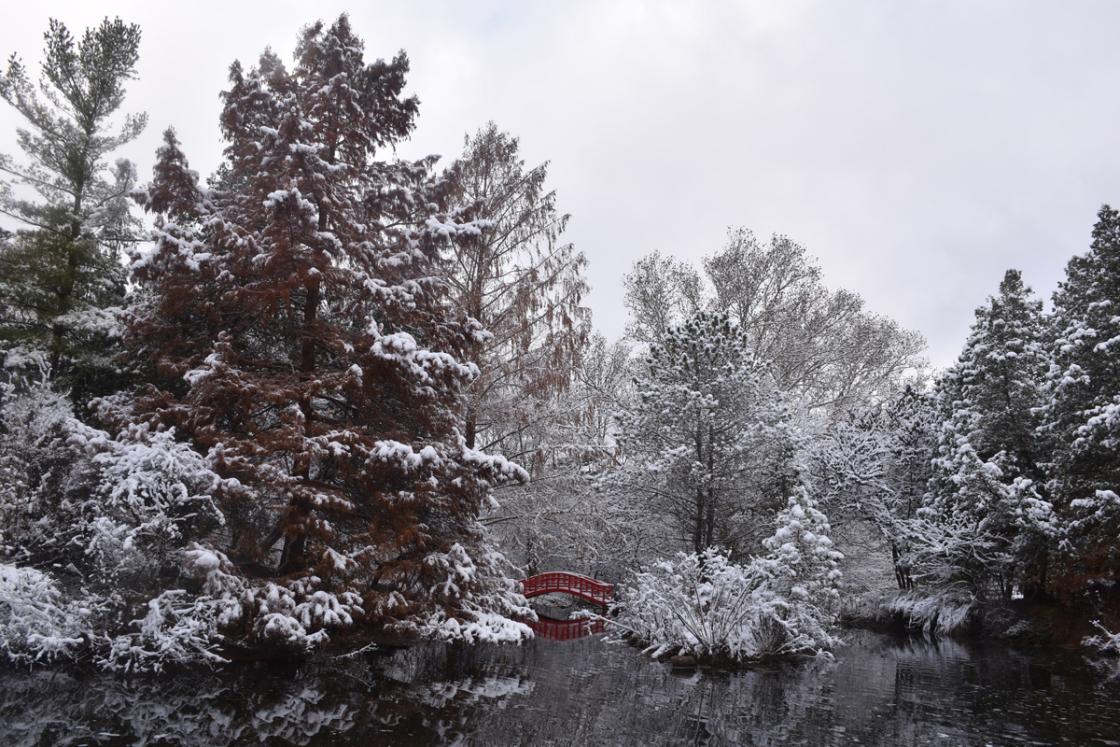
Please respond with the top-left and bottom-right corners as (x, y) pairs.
(1, 12), (1116, 671)
(811, 214), (1120, 629)
(0, 15), (546, 669)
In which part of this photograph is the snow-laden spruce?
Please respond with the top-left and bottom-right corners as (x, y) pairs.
(1043, 205), (1120, 584)
(615, 488), (842, 662)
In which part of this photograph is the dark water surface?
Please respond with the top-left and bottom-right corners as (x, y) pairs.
(1, 628), (1118, 746)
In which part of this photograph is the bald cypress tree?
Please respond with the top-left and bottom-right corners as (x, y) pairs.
(128, 16), (531, 648)
(445, 123), (590, 460)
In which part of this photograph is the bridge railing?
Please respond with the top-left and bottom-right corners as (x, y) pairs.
(520, 571), (614, 606)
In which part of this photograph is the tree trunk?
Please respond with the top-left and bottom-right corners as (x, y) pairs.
(279, 200), (326, 573)
(51, 184), (85, 374)
(891, 541), (912, 591)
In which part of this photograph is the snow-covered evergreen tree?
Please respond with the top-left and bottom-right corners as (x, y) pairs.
(752, 487), (844, 654)
(1043, 205), (1120, 589)
(126, 16), (532, 649)
(919, 270), (1056, 599)
(0, 18), (145, 402)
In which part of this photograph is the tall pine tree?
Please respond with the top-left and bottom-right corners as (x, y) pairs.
(0, 18), (145, 401)
(921, 270), (1056, 599)
(617, 312), (797, 556)
(1044, 206), (1120, 591)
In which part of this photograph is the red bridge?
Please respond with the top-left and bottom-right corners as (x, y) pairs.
(519, 572), (614, 608)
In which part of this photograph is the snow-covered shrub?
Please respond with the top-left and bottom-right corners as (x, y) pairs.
(0, 374), (236, 669)
(68, 420), (226, 584)
(1083, 620), (1120, 680)
(882, 589), (977, 635)
(897, 510), (1004, 632)
(0, 564), (89, 665)
(1084, 620), (1120, 657)
(1, 373), (225, 587)
(616, 548), (767, 660)
(0, 373), (82, 561)
(101, 542), (367, 671)
(103, 589), (230, 673)
(615, 489), (842, 662)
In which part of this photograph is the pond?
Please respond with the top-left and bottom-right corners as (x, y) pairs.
(1, 624), (1118, 745)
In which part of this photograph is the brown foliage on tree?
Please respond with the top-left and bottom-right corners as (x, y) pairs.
(125, 16), (530, 643)
(445, 124), (590, 463)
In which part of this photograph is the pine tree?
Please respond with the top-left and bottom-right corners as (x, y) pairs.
(617, 312), (797, 556)
(922, 270), (1055, 599)
(0, 18), (145, 401)
(1044, 205), (1120, 589)
(963, 270), (1051, 479)
(127, 16), (531, 647)
(444, 123), (590, 458)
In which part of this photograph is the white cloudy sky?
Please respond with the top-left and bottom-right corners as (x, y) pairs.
(3, 1), (1119, 366)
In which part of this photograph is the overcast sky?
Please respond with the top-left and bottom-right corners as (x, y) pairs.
(3, 1), (1119, 366)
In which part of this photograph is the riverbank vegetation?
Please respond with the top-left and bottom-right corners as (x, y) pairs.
(1, 14), (1117, 672)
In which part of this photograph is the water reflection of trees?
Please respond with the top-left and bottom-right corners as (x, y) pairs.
(0, 648), (535, 746)
(0, 672), (358, 746)
(633, 633), (1116, 746)
(1, 632), (1117, 745)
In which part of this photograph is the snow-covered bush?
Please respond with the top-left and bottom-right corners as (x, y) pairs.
(103, 589), (230, 673)
(0, 372), (81, 561)
(0, 564), (89, 665)
(615, 489), (842, 662)
(69, 420), (226, 584)
(1084, 620), (1120, 657)
(616, 548), (768, 660)
(0, 374), (236, 669)
(1083, 620), (1120, 680)
(1, 373), (225, 586)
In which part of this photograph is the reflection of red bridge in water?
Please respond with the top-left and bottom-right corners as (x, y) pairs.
(519, 572), (614, 608)
(527, 615), (607, 641)
(519, 572), (614, 642)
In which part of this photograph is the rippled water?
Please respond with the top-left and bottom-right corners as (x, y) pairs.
(1, 627), (1118, 745)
